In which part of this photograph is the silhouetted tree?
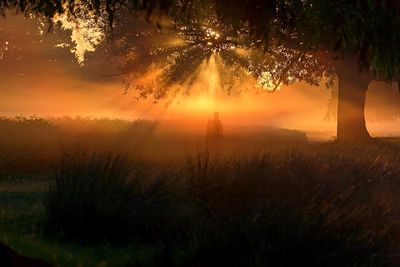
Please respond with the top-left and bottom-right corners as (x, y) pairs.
(2, 0), (400, 142)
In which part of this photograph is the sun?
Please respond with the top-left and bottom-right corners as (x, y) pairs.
(53, 9), (327, 105)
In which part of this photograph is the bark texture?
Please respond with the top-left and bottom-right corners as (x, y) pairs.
(335, 55), (373, 142)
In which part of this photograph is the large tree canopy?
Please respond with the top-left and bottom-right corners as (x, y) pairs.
(89, 9), (330, 99)
(2, 0), (400, 81)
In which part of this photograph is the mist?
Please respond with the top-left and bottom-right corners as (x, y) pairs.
(1, 13), (400, 141)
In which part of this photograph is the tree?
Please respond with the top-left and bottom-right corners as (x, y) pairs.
(262, 0), (400, 142)
(89, 10), (330, 100)
(2, 0), (400, 142)
(206, 0), (400, 142)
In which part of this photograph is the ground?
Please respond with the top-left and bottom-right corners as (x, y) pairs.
(1, 117), (400, 266)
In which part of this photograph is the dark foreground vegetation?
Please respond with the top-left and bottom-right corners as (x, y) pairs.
(1, 116), (400, 266)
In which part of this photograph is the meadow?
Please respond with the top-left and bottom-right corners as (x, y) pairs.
(1, 116), (400, 266)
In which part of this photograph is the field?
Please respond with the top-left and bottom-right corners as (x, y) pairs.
(1, 116), (400, 266)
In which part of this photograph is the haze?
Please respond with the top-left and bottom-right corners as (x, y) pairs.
(1, 13), (400, 140)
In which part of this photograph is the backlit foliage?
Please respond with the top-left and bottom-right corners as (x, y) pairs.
(1, 0), (336, 100)
(3, 0), (399, 98)
(92, 10), (333, 99)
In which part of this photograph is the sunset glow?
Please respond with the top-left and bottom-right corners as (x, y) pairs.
(0, 11), (400, 141)
(3, 2), (400, 265)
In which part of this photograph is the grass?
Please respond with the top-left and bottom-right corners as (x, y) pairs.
(38, 148), (400, 266)
(45, 152), (177, 244)
(1, 116), (400, 266)
(0, 178), (161, 267)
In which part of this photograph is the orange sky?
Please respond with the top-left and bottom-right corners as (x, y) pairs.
(1, 13), (400, 140)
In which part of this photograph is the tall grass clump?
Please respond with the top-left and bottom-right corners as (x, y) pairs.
(44, 145), (400, 266)
(178, 151), (400, 267)
(44, 152), (176, 244)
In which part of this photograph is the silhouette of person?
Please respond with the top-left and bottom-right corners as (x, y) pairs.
(206, 112), (223, 146)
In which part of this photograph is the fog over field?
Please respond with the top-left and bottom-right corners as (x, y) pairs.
(2, 2), (400, 266)
(1, 14), (400, 141)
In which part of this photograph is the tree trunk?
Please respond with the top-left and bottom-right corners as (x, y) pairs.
(335, 56), (373, 142)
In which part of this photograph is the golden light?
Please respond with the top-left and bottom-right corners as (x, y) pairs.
(166, 37), (187, 47)
(167, 54), (221, 115)
(51, 12), (285, 115)
(205, 28), (219, 38)
(235, 47), (250, 57)
(257, 71), (281, 92)
(188, 95), (217, 112)
(52, 6), (105, 65)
